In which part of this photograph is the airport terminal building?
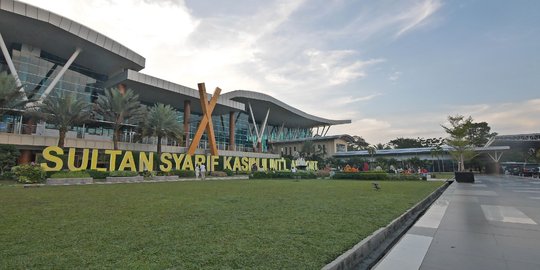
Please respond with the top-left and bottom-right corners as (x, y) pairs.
(0, 0), (351, 164)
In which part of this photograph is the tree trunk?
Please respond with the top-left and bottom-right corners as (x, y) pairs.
(113, 128), (120, 150)
(58, 129), (66, 147)
(442, 159), (445, 172)
(157, 135), (162, 157)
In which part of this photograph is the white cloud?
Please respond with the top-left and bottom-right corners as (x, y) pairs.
(395, 0), (443, 37)
(330, 99), (540, 145)
(389, 71), (402, 81)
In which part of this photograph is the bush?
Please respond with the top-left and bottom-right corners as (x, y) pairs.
(250, 171), (317, 179)
(388, 174), (422, 181)
(170, 170), (195, 178)
(109, 170), (139, 177)
(0, 144), (20, 174)
(316, 170), (330, 178)
(50, 171), (91, 179)
(85, 170), (110, 179)
(0, 171), (15, 180)
(223, 168), (234, 176)
(332, 172), (390, 180)
(12, 164), (46, 183)
(210, 171), (228, 177)
(140, 170), (156, 178)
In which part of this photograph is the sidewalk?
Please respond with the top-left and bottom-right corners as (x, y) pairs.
(374, 175), (540, 270)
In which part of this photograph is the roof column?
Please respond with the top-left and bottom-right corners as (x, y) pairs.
(256, 108), (270, 152)
(0, 32), (26, 100)
(37, 47), (82, 104)
(229, 111), (235, 151)
(184, 100), (191, 147)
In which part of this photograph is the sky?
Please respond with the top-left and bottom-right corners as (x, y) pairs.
(19, 0), (540, 144)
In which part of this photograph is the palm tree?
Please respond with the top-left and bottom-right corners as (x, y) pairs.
(95, 87), (145, 150)
(0, 71), (26, 119)
(430, 146), (443, 172)
(38, 92), (92, 147)
(143, 103), (183, 156)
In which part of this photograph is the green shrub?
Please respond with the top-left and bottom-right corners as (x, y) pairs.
(140, 170), (156, 178)
(316, 170), (330, 178)
(223, 168), (234, 176)
(50, 171), (91, 179)
(0, 144), (20, 174)
(109, 170), (139, 177)
(388, 174), (422, 181)
(210, 171), (228, 177)
(250, 171), (317, 179)
(12, 164), (46, 183)
(332, 172), (390, 180)
(170, 170), (195, 178)
(85, 170), (110, 179)
(0, 171), (15, 180)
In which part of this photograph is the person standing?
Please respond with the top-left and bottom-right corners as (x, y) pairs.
(200, 164), (206, 180)
(195, 164), (200, 180)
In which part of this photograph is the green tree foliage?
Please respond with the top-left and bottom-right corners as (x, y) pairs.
(0, 144), (20, 174)
(38, 92), (91, 147)
(430, 145), (445, 172)
(346, 135), (369, 151)
(388, 137), (444, 149)
(0, 71), (26, 118)
(388, 137), (423, 148)
(442, 115), (477, 171)
(300, 141), (326, 169)
(466, 122), (497, 147)
(143, 103), (183, 156)
(95, 88), (145, 150)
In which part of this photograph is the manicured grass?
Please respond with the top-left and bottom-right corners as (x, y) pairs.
(433, 172), (455, 180)
(0, 180), (442, 269)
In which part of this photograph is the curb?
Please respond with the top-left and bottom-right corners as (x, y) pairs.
(322, 180), (452, 270)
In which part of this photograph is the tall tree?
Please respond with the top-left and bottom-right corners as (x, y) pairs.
(367, 145), (377, 159)
(388, 137), (423, 149)
(442, 115), (477, 171)
(430, 145), (445, 172)
(95, 88), (145, 150)
(143, 103), (183, 156)
(420, 137), (445, 148)
(465, 122), (497, 147)
(347, 135), (369, 151)
(0, 71), (26, 119)
(38, 92), (92, 147)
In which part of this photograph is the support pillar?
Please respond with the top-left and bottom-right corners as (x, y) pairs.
(37, 47), (81, 104)
(18, 150), (32, 164)
(118, 83), (127, 94)
(184, 100), (191, 147)
(229, 111), (235, 151)
(0, 32), (26, 99)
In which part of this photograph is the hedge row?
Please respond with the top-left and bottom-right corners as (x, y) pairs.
(332, 172), (422, 181)
(332, 172), (390, 180)
(250, 171), (317, 179)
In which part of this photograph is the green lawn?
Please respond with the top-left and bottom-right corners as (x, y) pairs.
(0, 180), (442, 269)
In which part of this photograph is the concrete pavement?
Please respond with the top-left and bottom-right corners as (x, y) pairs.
(374, 175), (540, 270)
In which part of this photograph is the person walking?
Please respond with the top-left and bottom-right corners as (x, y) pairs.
(200, 164), (206, 180)
(195, 164), (200, 180)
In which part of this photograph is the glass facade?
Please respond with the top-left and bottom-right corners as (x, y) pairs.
(11, 44), (106, 103)
(1, 42), (320, 153)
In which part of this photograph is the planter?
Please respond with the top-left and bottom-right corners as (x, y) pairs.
(47, 178), (94, 185)
(151, 175), (179, 181)
(455, 171), (474, 183)
(106, 175), (144, 183)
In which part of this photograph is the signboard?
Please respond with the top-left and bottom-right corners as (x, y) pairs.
(40, 146), (318, 172)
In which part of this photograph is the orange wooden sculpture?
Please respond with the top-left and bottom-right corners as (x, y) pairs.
(187, 83), (221, 156)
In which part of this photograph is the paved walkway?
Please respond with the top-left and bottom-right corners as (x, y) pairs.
(374, 175), (540, 270)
